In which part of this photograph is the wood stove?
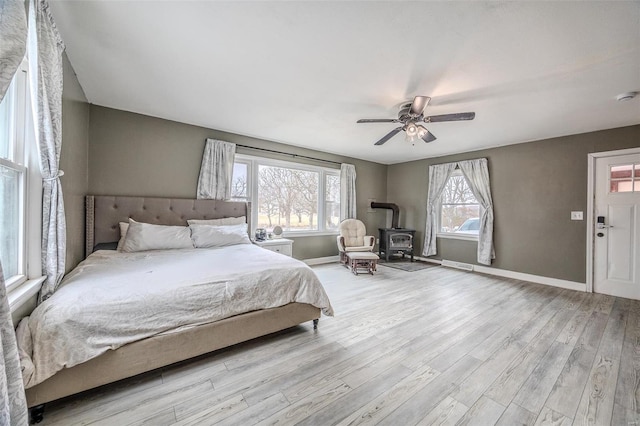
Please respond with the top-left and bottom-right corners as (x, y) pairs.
(371, 202), (416, 261)
(378, 228), (416, 261)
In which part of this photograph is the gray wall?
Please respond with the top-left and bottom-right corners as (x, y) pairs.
(387, 125), (640, 283)
(60, 54), (90, 272)
(88, 106), (388, 259)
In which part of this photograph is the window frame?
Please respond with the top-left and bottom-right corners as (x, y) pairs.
(436, 169), (482, 241)
(233, 154), (341, 237)
(0, 157), (27, 289)
(1, 58), (42, 292)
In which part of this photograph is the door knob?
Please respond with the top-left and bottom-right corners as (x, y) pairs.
(596, 216), (613, 229)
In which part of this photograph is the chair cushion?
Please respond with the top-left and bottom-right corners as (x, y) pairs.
(344, 246), (374, 252)
(338, 219), (367, 247)
(345, 252), (379, 260)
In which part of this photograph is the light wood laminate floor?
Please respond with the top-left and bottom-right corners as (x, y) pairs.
(39, 263), (640, 426)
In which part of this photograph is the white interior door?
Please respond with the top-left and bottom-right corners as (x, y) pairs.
(593, 153), (640, 300)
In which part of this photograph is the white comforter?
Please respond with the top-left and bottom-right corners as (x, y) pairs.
(16, 245), (333, 388)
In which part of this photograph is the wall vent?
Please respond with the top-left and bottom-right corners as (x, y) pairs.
(441, 260), (474, 271)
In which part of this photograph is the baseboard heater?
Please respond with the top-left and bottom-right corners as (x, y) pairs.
(441, 260), (474, 271)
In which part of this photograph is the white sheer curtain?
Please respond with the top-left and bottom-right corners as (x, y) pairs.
(423, 159), (495, 265)
(28, 0), (66, 303)
(458, 158), (495, 265)
(0, 2), (29, 423)
(340, 163), (357, 220)
(422, 162), (457, 257)
(197, 139), (236, 200)
(0, 264), (28, 426)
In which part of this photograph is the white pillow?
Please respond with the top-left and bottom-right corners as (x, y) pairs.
(116, 222), (129, 251)
(187, 216), (246, 226)
(121, 219), (193, 252)
(190, 223), (251, 248)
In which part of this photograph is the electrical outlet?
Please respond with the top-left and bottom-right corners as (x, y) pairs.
(571, 211), (583, 220)
(376, 238), (379, 244)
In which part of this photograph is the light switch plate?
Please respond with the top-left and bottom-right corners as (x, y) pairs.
(571, 211), (583, 220)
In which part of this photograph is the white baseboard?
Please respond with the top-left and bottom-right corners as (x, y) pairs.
(414, 256), (586, 292)
(304, 255), (340, 266)
(473, 265), (586, 292)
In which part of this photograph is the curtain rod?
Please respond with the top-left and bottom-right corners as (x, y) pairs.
(235, 144), (342, 166)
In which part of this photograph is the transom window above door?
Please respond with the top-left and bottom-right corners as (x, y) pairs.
(609, 164), (640, 193)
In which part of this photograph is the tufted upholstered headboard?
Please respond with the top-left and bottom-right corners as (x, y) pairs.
(85, 195), (250, 257)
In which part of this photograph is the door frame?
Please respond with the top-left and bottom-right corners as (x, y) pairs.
(586, 146), (640, 293)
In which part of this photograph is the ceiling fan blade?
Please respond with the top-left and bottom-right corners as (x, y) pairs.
(409, 96), (431, 116)
(357, 118), (399, 123)
(417, 125), (437, 143)
(374, 127), (403, 145)
(425, 112), (475, 122)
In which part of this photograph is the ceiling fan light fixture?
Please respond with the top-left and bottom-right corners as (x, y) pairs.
(405, 132), (418, 143)
(405, 122), (420, 143)
(405, 122), (418, 136)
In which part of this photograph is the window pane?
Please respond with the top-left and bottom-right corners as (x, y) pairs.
(611, 179), (633, 193)
(610, 165), (635, 193)
(610, 164), (632, 179)
(0, 81), (14, 160)
(440, 205), (480, 234)
(257, 165), (319, 231)
(231, 163), (248, 200)
(441, 175), (476, 204)
(325, 174), (340, 230)
(0, 164), (20, 278)
(439, 173), (480, 234)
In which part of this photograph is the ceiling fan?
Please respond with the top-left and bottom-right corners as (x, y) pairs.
(357, 96), (475, 145)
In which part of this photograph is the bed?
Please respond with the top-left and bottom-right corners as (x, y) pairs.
(17, 195), (333, 421)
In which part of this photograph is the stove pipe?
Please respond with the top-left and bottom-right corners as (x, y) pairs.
(370, 202), (400, 228)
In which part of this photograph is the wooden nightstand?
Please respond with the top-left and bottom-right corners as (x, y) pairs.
(253, 238), (293, 257)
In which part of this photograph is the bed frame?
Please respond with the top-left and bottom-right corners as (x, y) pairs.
(26, 195), (321, 421)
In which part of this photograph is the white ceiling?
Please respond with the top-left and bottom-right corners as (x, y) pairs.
(49, 1), (640, 165)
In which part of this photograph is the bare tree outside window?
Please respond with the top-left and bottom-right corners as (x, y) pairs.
(440, 173), (480, 234)
(325, 174), (340, 230)
(258, 165), (319, 231)
(230, 163), (248, 201)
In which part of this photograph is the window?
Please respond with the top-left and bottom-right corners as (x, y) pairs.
(231, 155), (340, 235)
(438, 170), (481, 238)
(610, 164), (640, 193)
(0, 62), (29, 288)
(324, 173), (340, 231)
(230, 162), (248, 201)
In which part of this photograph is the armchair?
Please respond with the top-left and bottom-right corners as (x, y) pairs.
(337, 219), (375, 263)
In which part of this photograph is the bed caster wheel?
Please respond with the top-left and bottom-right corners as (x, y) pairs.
(313, 319), (319, 330)
(30, 405), (45, 424)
